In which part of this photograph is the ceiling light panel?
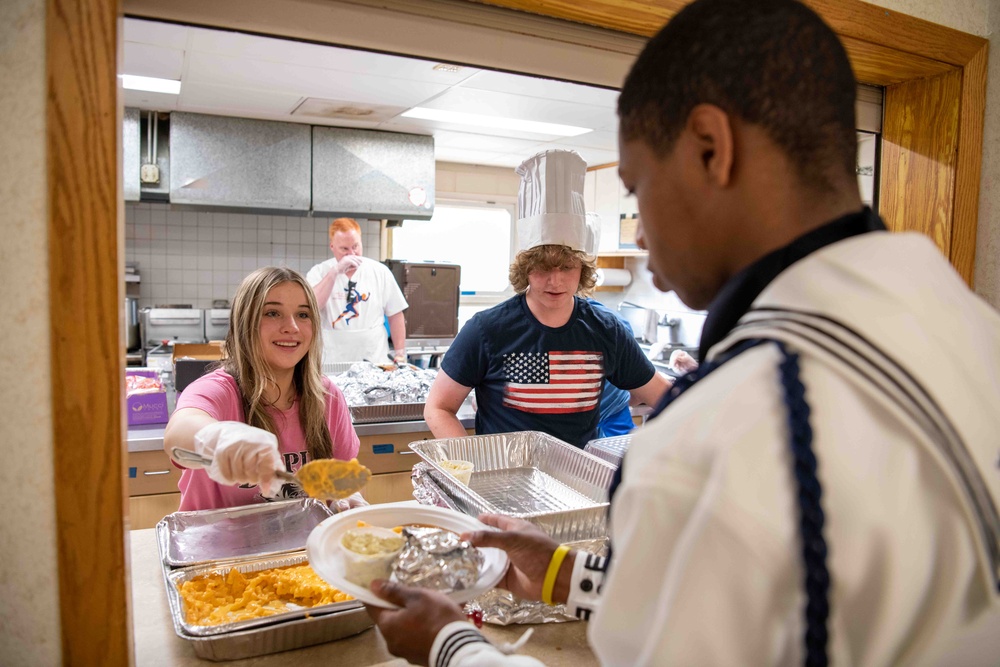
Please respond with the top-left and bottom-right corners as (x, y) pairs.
(121, 75), (181, 94)
(402, 107), (590, 137)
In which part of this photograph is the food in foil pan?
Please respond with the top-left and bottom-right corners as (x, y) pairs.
(438, 459), (475, 485)
(393, 525), (483, 592)
(177, 563), (353, 626)
(330, 361), (437, 406)
(340, 526), (406, 587)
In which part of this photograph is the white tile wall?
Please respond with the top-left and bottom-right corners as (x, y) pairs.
(125, 202), (381, 308)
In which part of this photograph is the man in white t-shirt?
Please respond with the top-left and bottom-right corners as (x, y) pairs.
(306, 218), (408, 364)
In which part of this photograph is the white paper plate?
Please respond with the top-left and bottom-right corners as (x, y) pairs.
(307, 505), (509, 609)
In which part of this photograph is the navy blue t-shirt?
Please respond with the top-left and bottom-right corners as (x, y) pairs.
(442, 294), (655, 447)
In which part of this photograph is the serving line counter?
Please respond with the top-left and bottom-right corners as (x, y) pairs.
(130, 525), (599, 666)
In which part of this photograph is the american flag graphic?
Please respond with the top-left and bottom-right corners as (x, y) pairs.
(502, 351), (604, 414)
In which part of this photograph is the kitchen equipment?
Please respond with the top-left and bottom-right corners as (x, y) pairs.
(155, 499), (373, 660)
(141, 308), (206, 348)
(157, 498), (334, 567)
(617, 301), (658, 344)
(170, 448), (372, 502)
(384, 260), (460, 339)
(125, 297), (140, 351)
(409, 431), (615, 543)
(204, 309), (230, 342)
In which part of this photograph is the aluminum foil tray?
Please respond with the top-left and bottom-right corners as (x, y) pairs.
(322, 361), (355, 375)
(583, 434), (633, 468)
(349, 401), (426, 424)
(408, 431), (615, 543)
(164, 552), (363, 638)
(156, 498), (334, 567)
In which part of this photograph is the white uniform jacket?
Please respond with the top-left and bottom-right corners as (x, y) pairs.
(434, 231), (1000, 667)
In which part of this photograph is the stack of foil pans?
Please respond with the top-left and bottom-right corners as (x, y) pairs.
(155, 498), (373, 660)
(582, 434), (633, 468)
(408, 431), (615, 543)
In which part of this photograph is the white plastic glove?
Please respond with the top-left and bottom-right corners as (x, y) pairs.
(331, 491), (369, 514)
(668, 349), (700, 374)
(193, 421), (284, 497)
(336, 255), (364, 278)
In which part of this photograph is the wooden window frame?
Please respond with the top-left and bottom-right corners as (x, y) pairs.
(50, 0), (986, 664)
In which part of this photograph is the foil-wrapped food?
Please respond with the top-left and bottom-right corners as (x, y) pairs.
(392, 526), (483, 592)
(330, 361), (437, 406)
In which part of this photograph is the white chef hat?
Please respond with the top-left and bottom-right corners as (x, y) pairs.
(515, 149), (600, 255)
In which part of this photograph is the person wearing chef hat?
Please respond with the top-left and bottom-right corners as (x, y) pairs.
(306, 217), (409, 365)
(367, 1), (1000, 665)
(423, 149), (671, 449)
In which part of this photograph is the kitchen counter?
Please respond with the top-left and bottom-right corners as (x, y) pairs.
(129, 527), (598, 666)
(129, 402), (650, 453)
(128, 402), (478, 453)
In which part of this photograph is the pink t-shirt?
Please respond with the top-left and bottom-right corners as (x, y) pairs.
(174, 369), (360, 511)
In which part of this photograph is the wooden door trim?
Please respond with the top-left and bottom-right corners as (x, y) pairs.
(470, 0), (988, 285)
(48, 0), (130, 664)
(56, 2), (986, 666)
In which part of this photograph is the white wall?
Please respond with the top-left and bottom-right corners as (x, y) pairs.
(125, 204), (381, 309)
(0, 0), (62, 664)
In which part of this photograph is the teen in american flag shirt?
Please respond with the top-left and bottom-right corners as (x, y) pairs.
(424, 244), (670, 448)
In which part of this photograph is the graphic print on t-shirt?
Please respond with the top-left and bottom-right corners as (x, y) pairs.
(502, 350), (603, 414)
(333, 280), (369, 327)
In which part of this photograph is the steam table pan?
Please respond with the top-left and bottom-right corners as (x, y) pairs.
(408, 431), (616, 543)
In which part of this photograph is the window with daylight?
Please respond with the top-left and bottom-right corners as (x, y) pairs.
(391, 204), (514, 294)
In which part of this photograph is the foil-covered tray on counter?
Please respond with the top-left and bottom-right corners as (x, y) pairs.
(156, 498), (334, 568)
(408, 431), (615, 543)
(583, 434), (632, 468)
(164, 552), (363, 637)
(349, 401), (426, 424)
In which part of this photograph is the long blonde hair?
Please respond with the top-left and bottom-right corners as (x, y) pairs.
(223, 267), (334, 461)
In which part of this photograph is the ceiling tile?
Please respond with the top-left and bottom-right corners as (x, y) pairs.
(123, 89), (179, 112)
(186, 52), (449, 108)
(124, 18), (189, 50)
(178, 82), (305, 116)
(122, 41), (184, 80)
(419, 88), (615, 130)
(462, 70), (619, 108)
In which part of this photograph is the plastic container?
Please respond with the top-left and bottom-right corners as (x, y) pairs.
(339, 526), (405, 587)
(437, 459), (474, 485)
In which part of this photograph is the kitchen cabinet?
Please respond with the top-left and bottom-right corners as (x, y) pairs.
(355, 429), (474, 505)
(129, 493), (180, 531)
(127, 450), (183, 529)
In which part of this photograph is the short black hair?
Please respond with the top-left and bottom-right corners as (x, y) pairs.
(618, 0), (858, 192)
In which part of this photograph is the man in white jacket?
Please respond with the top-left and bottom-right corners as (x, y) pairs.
(367, 1), (1000, 665)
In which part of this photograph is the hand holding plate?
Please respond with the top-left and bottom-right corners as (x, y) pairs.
(366, 579), (466, 666)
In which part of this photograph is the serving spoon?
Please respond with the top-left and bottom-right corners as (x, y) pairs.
(170, 447), (371, 502)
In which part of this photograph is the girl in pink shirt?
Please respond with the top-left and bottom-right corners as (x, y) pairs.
(164, 266), (362, 511)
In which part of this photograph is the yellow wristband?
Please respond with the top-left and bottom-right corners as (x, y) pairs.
(541, 545), (571, 605)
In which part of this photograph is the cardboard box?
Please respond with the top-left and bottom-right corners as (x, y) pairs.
(173, 342), (224, 394)
(126, 369), (169, 425)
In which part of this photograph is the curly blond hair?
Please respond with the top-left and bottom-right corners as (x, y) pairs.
(508, 245), (597, 296)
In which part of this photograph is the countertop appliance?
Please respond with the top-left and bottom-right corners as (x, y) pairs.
(384, 260), (461, 339)
(140, 308), (207, 348)
(204, 309), (230, 342)
(125, 297), (140, 352)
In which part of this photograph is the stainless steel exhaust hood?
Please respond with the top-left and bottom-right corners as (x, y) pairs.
(312, 126), (435, 221)
(166, 112), (435, 219)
